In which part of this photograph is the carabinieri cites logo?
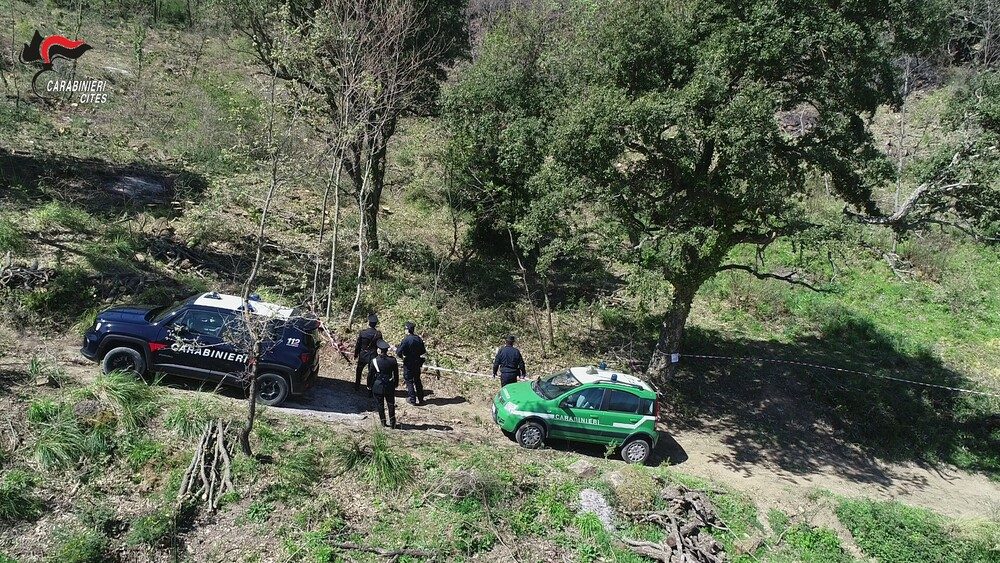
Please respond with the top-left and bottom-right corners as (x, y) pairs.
(19, 30), (108, 103)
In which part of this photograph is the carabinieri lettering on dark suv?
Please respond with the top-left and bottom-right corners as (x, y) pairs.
(81, 292), (321, 406)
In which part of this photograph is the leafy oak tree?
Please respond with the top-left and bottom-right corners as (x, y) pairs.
(446, 0), (951, 383)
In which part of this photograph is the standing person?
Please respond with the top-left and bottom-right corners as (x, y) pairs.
(492, 335), (526, 387)
(353, 314), (383, 392)
(396, 321), (426, 405)
(368, 340), (400, 428)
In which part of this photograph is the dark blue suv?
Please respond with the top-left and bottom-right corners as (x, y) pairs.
(81, 292), (321, 405)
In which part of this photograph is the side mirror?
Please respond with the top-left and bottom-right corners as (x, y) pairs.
(173, 324), (189, 335)
(559, 399), (571, 409)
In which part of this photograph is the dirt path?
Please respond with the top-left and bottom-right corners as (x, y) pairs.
(45, 339), (1000, 523)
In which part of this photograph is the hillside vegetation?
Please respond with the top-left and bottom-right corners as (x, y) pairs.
(1, 0), (1000, 561)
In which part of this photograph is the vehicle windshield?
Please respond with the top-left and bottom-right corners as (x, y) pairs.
(533, 370), (581, 399)
(149, 296), (195, 323)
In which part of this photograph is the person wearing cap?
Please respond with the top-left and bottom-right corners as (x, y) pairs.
(492, 335), (526, 387)
(368, 339), (400, 428)
(354, 314), (384, 392)
(396, 321), (427, 405)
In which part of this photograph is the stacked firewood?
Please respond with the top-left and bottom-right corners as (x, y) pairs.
(178, 420), (235, 511)
(620, 484), (728, 563)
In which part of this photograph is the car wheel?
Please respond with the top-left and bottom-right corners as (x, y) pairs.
(255, 373), (289, 406)
(102, 346), (146, 377)
(621, 437), (651, 464)
(515, 421), (545, 449)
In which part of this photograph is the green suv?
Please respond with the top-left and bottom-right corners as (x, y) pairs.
(491, 367), (660, 464)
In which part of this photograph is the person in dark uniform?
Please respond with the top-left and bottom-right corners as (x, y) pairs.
(396, 321), (426, 405)
(492, 335), (526, 387)
(354, 314), (383, 392)
(368, 340), (400, 428)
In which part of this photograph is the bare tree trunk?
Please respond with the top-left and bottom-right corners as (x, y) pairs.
(325, 169), (342, 319)
(508, 229), (546, 358)
(7, 1), (18, 106)
(347, 130), (379, 329)
(648, 285), (697, 385)
(312, 158), (337, 306)
(239, 70), (282, 458)
(542, 277), (554, 348)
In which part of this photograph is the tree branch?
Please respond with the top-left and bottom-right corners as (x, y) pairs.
(717, 263), (827, 292)
(843, 181), (974, 226)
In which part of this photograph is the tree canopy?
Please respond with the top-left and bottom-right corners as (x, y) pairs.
(446, 0), (955, 381)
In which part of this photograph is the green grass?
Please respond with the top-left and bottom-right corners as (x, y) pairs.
(28, 400), (90, 469)
(0, 218), (27, 254)
(27, 374), (160, 469)
(79, 371), (159, 431)
(164, 397), (224, 437)
(30, 202), (94, 233)
(332, 426), (414, 491)
(0, 470), (42, 523)
(836, 498), (999, 563)
(265, 446), (324, 501)
(767, 509), (853, 563)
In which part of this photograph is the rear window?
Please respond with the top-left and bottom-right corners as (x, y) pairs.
(639, 398), (654, 416)
(607, 390), (641, 414)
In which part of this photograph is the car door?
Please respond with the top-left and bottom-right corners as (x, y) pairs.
(554, 386), (608, 443)
(601, 389), (646, 445)
(153, 308), (234, 381)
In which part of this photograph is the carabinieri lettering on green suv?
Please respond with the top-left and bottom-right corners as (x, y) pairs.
(491, 366), (660, 464)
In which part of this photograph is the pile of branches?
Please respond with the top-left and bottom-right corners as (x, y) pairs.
(0, 262), (55, 290)
(178, 420), (235, 511)
(620, 484), (728, 563)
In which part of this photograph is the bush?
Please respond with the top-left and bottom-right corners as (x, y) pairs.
(125, 508), (173, 546)
(47, 526), (107, 563)
(0, 470), (42, 523)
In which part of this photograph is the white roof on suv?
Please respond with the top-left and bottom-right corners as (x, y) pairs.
(192, 292), (294, 319)
(569, 366), (654, 392)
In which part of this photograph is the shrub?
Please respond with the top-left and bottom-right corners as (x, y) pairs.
(125, 508), (173, 546)
(47, 526), (107, 563)
(0, 470), (42, 523)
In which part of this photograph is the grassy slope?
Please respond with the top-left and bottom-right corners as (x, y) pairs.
(1, 3), (999, 561)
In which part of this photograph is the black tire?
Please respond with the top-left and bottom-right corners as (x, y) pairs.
(515, 420), (545, 449)
(102, 346), (146, 377)
(620, 437), (651, 465)
(255, 373), (289, 406)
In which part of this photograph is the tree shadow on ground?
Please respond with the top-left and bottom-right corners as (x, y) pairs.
(660, 318), (1000, 484)
(0, 151), (207, 218)
(440, 249), (620, 310)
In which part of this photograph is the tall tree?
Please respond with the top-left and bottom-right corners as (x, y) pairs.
(447, 0), (951, 384)
(232, 0), (467, 252)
